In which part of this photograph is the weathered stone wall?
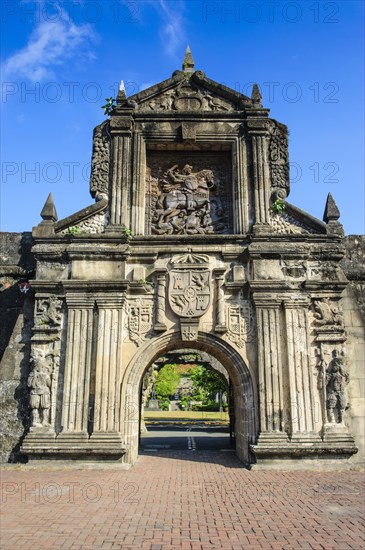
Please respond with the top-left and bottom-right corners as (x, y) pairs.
(341, 236), (365, 464)
(0, 233), (34, 462)
(0, 232), (364, 463)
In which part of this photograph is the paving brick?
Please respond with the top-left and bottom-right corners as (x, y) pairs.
(1, 451), (364, 549)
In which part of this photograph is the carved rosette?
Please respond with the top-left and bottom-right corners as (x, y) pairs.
(168, 253), (211, 341)
(90, 120), (110, 199)
(267, 120), (290, 200)
(226, 292), (255, 348)
(125, 297), (154, 347)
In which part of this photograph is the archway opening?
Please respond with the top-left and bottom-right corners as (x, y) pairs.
(139, 349), (235, 453)
(121, 332), (257, 466)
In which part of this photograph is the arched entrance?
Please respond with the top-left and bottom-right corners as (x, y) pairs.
(140, 348), (233, 453)
(120, 332), (257, 465)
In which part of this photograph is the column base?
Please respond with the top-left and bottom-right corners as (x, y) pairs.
(21, 431), (127, 461)
(250, 430), (358, 469)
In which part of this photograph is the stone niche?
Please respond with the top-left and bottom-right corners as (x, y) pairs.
(145, 149), (232, 236)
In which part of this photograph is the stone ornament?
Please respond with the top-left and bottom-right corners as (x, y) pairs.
(267, 120), (290, 199)
(126, 297), (154, 347)
(140, 83), (235, 113)
(168, 253), (211, 318)
(148, 162), (228, 235)
(35, 296), (63, 327)
(226, 292), (255, 348)
(28, 349), (52, 428)
(325, 350), (349, 423)
(90, 120), (110, 199)
(69, 213), (106, 234)
(313, 298), (343, 328)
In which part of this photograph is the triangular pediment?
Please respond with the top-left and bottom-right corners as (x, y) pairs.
(117, 71), (253, 113)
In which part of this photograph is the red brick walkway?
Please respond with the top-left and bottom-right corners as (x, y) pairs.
(1, 451), (364, 549)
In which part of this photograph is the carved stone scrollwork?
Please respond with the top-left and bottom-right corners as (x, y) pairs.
(90, 120), (110, 199)
(34, 296), (63, 328)
(267, 120), (290, 200)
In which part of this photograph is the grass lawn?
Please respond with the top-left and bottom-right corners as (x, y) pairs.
(143, 410), (229, 421)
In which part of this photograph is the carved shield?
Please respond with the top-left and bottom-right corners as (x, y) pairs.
(169, 268), (211, 318)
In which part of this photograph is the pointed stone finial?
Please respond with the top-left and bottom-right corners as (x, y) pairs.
(119, 80), (126, 98)
(251, 83), (262, 105)
(40, 192), (58, 223)
(182, 45), (194, 73)
(323, 192), (340, 223)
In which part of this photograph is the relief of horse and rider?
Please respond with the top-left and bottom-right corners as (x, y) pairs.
(148, 163), (229, 235)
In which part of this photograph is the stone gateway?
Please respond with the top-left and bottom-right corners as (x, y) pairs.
(1, 48), (364, 468)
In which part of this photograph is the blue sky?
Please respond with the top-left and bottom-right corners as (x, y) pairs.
(1, 0), (364, 234)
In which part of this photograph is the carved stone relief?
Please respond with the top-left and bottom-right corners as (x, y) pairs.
(59, 213), (106, 235)
(28, 348), (59, 429)
(168, 253), (211, 318)
(90, 120), (110, 198)
(226, 291), (255, 348)
(270, 212), (319, 235)
(34, 296), (63, 328)
(146, 152), (231, 235)
(267, 120), (290, 199)
(139, 83), (236, 112)
(125, 297), (154, 347)
(313, 298), (344, 328)
(317, 349), (349, 424)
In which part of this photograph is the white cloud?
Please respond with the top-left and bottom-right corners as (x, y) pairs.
(149, 0), (186, 56)
(2, 10), (97, 81)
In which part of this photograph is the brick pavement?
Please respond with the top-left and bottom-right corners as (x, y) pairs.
(1, 450), (364, 550)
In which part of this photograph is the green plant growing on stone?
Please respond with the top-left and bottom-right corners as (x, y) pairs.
(67, 226), (81, 235)
(271, 198), (286, 214)
(122, 227), (133, 238)
(102, 97), (116, 116)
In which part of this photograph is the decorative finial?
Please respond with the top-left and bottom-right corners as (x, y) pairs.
(251, 83), (262, 106)
(40, 193), (57, 223)
(323, 192), (340, 223)
(119, 80), (126, 97)
(182, 45), (194, 73)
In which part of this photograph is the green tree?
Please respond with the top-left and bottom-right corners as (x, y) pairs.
(154, 364), (180, 400)
(188, 366), (227, 402)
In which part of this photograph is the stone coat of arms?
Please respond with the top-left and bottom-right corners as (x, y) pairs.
(168, 253), (211, 318)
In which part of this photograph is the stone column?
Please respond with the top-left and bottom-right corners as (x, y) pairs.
(154, 270), (167, 332)
(251, 134), (270, 225)
(109, 134), (132, 227)
(130, 132), (146, 235)
(284, 298), (321, 440)
(91, 296), (124, 437)
(58, 294), (94, 442)
(214, 269), (227, 333)
(254, 297), (287, 437)
(232, 138), (250, 234)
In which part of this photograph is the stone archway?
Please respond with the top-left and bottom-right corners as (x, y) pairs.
(120, 331), (257, 465)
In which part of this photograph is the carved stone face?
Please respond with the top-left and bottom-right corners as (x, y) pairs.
(182, 164), (193, 175)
